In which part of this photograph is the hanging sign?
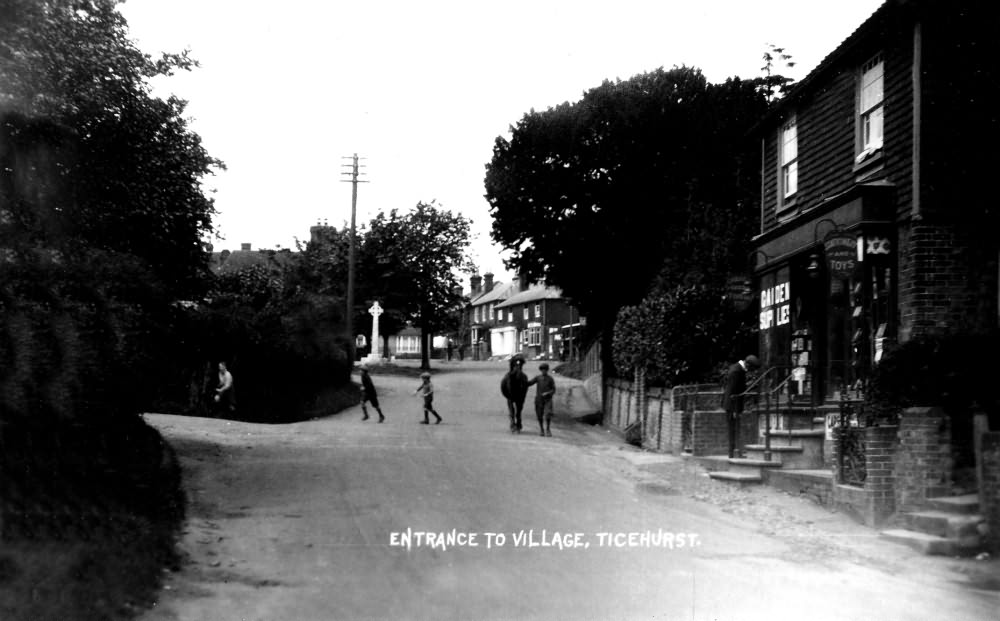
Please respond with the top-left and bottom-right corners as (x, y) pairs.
(866, 236), (891, 256)
(727, 275), (755, 312)
(759, 281), (790, 330)
(824, 234), (857, 278)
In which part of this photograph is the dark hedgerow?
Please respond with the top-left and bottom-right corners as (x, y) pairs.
(866, 331), (1000, 471)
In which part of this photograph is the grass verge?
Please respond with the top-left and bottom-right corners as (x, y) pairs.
(0, 416), (185, 621)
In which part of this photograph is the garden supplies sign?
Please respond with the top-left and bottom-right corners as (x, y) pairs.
(760, 281), (790, 330)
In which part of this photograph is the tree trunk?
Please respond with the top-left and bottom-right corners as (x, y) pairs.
(420, 312), (431, 370)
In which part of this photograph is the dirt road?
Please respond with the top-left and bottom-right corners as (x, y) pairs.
(140, 361), (999, 621)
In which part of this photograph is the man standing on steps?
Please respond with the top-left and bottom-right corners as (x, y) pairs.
(359, 364), (385, 423)
(722, 354), (760, 458)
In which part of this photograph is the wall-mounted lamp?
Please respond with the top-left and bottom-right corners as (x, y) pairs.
(807, 218), (840, 278)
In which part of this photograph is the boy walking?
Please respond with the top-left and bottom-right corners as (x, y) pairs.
(527, 363), (556, 436)
(359, 364), (385, 423)
(414, 372), (442, 424)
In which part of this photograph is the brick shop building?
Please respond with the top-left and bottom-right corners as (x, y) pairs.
(751, 0), (998, 405)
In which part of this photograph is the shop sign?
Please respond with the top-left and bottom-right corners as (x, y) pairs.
(824, 234), (857, 278)
(726, 275), (755, 311)
(759, 281), (790, 331)
(866, 236), (891, 256)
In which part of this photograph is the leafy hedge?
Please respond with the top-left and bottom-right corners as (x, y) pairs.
(612, 285), (755, 387)
(185, 262), (354, 423)
(867, 331), (1000, 418)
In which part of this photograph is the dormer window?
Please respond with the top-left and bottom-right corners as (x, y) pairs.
(857, 54), (884, 162)
(779, 116), (798, 205)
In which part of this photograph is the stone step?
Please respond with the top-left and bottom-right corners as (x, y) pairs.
(742, 444), (824, 469)
(726, 458), (783, 476)
(902, 510), (985, 540)
(927, 494), (980, 515)
(766, 429), (825, 447)
(880, 529), (955, 555)
(744, 444), (804, 454)
(708, 471), (762, 485)
(880, 528), (984, 557)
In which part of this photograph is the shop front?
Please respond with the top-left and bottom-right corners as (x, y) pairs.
(753, 185), (895, 405)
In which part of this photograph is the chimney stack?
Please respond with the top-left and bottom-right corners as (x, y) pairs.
(517, 270), (529, 292)
(483, 272), (495, 293)
(241, 242), (252, 251)
(470, 274), (483, 296)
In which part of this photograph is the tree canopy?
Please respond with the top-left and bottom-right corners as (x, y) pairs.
(0, 0), (223, 298)
(360, 201), (475, 368)
(485, 66), (770, 332)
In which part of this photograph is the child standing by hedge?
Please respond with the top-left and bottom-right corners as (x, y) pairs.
(414, 372), (442, 424)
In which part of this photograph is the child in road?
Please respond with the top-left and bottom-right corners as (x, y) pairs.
(359, 364), (385, 423)
(414, 372), (442, 424)
(527, 363), (556, 436)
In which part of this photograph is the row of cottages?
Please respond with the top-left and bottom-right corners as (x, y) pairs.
(464, 273), (582, 360)
(733, 0), (998, 543)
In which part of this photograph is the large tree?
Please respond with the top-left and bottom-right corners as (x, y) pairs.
(361, 201), (475, 369)
(485, 66), (770, 335)
(0, 0), (223, 298)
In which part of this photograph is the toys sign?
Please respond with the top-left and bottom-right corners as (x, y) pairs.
(824, 234), (857, 278)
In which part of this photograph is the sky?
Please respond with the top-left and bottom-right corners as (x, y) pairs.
(118, 0), (885, 283)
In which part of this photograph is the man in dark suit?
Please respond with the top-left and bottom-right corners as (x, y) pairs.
(722, 355), (760, 458)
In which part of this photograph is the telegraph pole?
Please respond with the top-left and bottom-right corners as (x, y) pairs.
(341, 153), (367, 361)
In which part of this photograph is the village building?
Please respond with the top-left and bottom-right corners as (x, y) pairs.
(750, 0), (997, 405)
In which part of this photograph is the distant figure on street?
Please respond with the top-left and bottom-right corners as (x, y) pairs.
(721, 355), (760, 458)
(414, 372), (442, 424)
(359, 364), (385, 423)
(214, 361), (235, 415)
(446, 340), (454, 361)
(500, 356), (529, 433)
(527, 363), (556, 437)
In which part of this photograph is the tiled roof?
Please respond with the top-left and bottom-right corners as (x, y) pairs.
(495, 285), (564, 309)
(471, 280), (518, 306)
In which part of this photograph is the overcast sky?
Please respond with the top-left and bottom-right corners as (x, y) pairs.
(118, 0), (885, 281)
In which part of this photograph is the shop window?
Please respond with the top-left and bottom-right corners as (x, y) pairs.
(527, 326), (542, 346)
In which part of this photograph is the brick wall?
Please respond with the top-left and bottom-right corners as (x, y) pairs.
(601, 380), (717, 455)
(831, 425), (898, 527)
(691, 409), (728, 456)
(897, 221), (998, 342)
(894, 407), (952, 513)
(978, 432), (1000, 552)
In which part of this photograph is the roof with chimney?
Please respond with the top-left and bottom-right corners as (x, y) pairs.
(495, 284), (564, 309)
(470, 280), (518, 306)
(210, 245), (294, 275)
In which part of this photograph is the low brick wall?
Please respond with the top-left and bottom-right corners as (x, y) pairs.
(602, 379), (726, 455)
(831, 425), (898, 527)
(979, 431), (1000, 552)
(894, 407), (952, 513)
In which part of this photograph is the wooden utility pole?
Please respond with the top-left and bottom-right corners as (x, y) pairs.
(340, 154), (367, 361)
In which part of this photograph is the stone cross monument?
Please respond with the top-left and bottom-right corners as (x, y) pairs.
(366, 301), (384, 363)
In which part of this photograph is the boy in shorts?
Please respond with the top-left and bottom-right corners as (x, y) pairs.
(414, 372), (442, 424)
(359, 364), (385, 422)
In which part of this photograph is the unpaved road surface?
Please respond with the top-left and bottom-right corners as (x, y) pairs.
(140, 361), (999, 621)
